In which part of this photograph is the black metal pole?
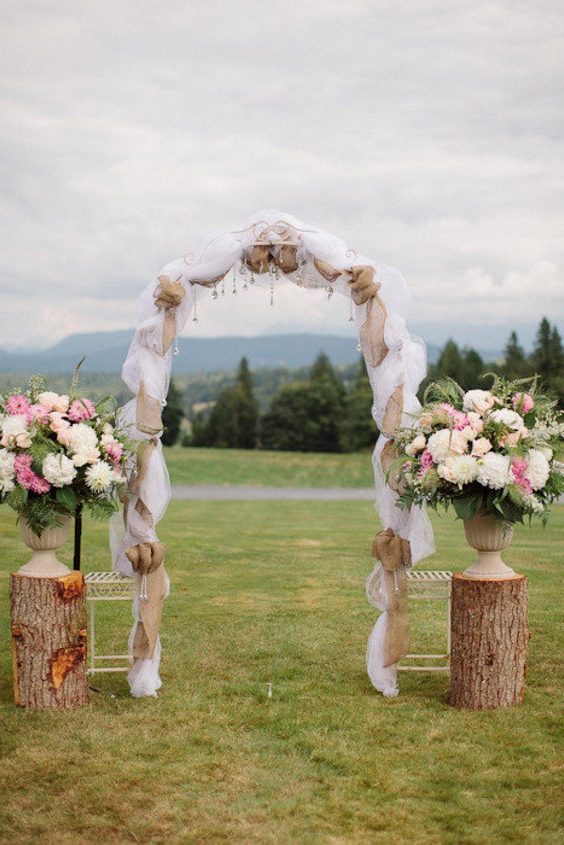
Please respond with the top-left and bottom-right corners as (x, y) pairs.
(73, 501), (83, 571)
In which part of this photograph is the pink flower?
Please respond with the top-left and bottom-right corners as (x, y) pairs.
(512, 393), (534, 414)
(49, 412), (71, 433)
(105, 442), (123, 466)
(68, 399), (96, 423)
(27, 403), (50, 424)
(467, 411), (484, 435)
(14, 453), (51, 494)
(439, 403), (469, 430)
(5, 394), (30, 416)
(471, 437), (492, 458)
(418, 449), (434, 476)
(512, 458), (533, 494)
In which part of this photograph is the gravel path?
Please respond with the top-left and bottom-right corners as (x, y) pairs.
(171, 485), (375, 501)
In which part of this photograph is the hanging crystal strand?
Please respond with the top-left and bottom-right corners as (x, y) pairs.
(327, 285), (334, 301)
(192, 285), (198, 323)
(349, 292), (354, 323)
(250, 271), (256, 285)
(270, 277), (274, 306)
(240, 261), (249, 290)
(173, 337), (180, 356)
(232, 265), (238, 295)
(212, 283), (218, 300)
(221, 276), (226, 296)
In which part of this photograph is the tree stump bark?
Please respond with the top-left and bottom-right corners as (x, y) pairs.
(10, 571), (89, 709)
(449, 573), (528, 709)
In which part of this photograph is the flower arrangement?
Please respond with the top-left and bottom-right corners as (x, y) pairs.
(389, 376), (564, 524)
(0, 373), (131, 535)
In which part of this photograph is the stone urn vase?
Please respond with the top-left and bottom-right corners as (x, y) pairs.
(463, 512), (516, 580)
(18, 516), (72, 578)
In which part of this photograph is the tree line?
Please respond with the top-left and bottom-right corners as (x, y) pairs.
(161, 316), (563, 452)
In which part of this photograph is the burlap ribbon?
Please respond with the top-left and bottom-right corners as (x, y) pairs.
(360, 293), (389, 368)
(380, 440), (406, 494)
(372, 529), (411, 667)
(381, 384), (404, 436)
(125, 541), (167, 660)
(154, 275), (186, 355)
(136, 381), (163, 436)
(130, 439), (157, 526)
(313, 259), (380, 305)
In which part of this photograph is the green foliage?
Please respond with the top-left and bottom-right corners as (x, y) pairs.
(161, 379), (185, 447)
(191, 358), (259, 449)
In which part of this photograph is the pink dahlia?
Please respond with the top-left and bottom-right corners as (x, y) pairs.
(511, 458), (532, 494)
(27, 403), (51, 424)
(68, 398), (96, 422)
(418, 449), (434, 477)
(105, 442), (123, 466)
(439, 403), (469, 431)
(6, 394), (31, 416)
(14, 453), (51, 494)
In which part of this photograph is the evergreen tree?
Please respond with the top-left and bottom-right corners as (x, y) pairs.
(434, 339), (464, 383)
(260, 380), (344, 452)
(502, 331), (528, 379)
(193, 357), (258, 449)
(310, 352), (345, 398)
(531, 317), (553, 379)
(161, 379), (185, 446)
(460, 348), (484, 390)
(339, 357), (378, 451)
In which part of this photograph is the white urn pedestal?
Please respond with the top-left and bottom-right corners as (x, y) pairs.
(462, 512), (516, 580)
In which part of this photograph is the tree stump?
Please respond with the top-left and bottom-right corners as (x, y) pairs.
(10, 572), (89, 709)
(449, 573), (528, 709)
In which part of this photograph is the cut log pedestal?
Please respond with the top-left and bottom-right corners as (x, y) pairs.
(10, 572), (89, 709)
(449, 573), (528, 710)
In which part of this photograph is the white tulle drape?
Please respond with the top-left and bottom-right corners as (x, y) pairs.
(111, 209), (434, 697)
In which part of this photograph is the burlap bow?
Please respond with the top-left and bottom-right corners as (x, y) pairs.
(125, 541), (167, 660)
(372, 529), (411, 667)
(153, 275), (186, 355)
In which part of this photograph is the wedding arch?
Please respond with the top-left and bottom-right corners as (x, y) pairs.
(112, 210), (435, 698)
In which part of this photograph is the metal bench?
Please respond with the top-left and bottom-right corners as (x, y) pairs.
(398, 570), (452, 673)
(84, 572), (135, 675)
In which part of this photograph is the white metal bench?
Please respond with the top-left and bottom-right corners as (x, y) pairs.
(398, 570), (452, 673)
(84, 572), (135, 675)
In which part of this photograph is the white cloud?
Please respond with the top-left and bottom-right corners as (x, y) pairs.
(0, 0), (563, 348)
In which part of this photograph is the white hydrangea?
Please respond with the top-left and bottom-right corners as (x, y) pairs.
(405, 434), (426, 456)
(67, 423), (98, 455)
(524, 449), (550, 491)
(0, 448), (16, 493)
(463, 390), (495, 413)
(42, 453), (77, 488)
(1, 415), (31, 449)
(37, 391), (70, 412)
(489, 408), (524, 430)
(437, 455), (479, 489)
(476, 452), (512, 489)
(85, 460), (114, 493)
(427, 429), (452, 463)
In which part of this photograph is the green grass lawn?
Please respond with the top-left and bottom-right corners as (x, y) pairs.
(165, 445), (375, 487)
(0, 501), (562, 844)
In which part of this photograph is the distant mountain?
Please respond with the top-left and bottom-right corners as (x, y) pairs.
(0, 329), (497, 375)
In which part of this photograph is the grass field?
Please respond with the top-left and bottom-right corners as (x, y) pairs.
(164, 446), (375, 487)
(0, 491), (562, 843)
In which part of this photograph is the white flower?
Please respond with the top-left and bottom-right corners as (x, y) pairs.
(102, 422), (114, 434)
(37, 392), (70, 412)
(471, 437), (492, 458)
(85, 460), (115, 493)
(463, 390), (495, 414)
(0, 448), (16, 492)
(1, 415), (30, 449)
(42, 453), (77, 487)
(67, 423), (98, 456)
(526, 494), (544, 514)
(427, 429), (452, 463)
(538, 445), (553, 461)
(524, 449), (550, 491)
(437, 455), (479, 489)
(406, 434), (426, 456)
(489, 409), (524, 430)
(476, 452), (512, 489)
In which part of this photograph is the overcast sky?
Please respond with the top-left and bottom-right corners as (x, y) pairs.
(1, 0), (563, 351)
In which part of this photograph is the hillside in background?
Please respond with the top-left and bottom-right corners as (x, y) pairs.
(0, 329), (490, 375)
